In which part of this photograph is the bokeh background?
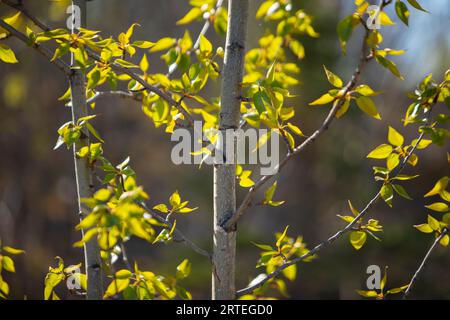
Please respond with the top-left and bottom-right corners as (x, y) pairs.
(0, 0), (449, 299)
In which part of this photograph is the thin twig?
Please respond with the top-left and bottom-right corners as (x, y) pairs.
(86, 90), (143, 105)
(403, 228), (448, 298)
(120, 242), (132, 270)
(223, 30), (372, 231)
(235, 84), (436, 298)
(139, 202), (212, 260)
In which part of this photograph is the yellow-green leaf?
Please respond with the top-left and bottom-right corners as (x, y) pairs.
(367, 144), (393, 159)
(356, 96), (381, 120)
(0, 44), (19, 64)
(425, 202), (449, 213)
(350, 231), (367, 250)
(323, 65), (343, 88)
(309, 93), (335, 106)
(388, 126), (404, 147)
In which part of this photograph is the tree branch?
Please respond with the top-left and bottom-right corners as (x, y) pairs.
(236, 105), (435, 297)
(0, 19), (71, 75)
(139, 202), (212, 260)
(222, 0), (394, 233)
(404, 228), (448, 298)
(223, 32), (371, 231)
(86, 90), (143, 105)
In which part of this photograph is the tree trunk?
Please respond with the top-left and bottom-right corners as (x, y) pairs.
(70, 0), (103, 300)
(213, 0), (249, 300)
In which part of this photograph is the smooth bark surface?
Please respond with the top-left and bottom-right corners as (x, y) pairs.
(70, 0), (103, 300)
(213, 0), (249, 300)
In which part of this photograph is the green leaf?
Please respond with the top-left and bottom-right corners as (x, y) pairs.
(407, 0), (427, 12)
(286, 123), (304, 137)
(337, 15), (356, 53)
(355, 84), (380, 97)
(395, 1), (410, 26)
(388, 126), (404, 147)
(381, 184), (394, 207)
(356, 96), (381, 120)
(282, 264), (297, 281)
(251, 242), (274, 251)
(199, 35), (213, 55)
(425, 202), (449, 213)
(177, 7), (203, 25)
(276, 226), (289, 249)
(350, 231), (367, 250)
(393, 184), (412, 200)
(309, 93), (335, 106)
(169, 191), (181, 207)
(440, 235), (449, 247)
(323, 65), (343, 88)
(424, 177), (449, 197)
(239, 170), (254, 188)
(356, 290), (378, 298)
(387, 153), (400, 171)
(375, 54), (404, 80)
(414, 223), (433, 233)
(380, 266), (388, 291)
(153, 204), (169, 213)
(104, 278), (130, 299)
(386, 285), (409, 295)
(2, 246), (25, 255)
(427, 215), (440, 231)
(2, 256), (15, 272)
(150, 37), (176, 52)
(44, 272), (64, 300)
(176, 259), (191, 279)
(253, 91), (268, 114)
(367, 144), (393, 159)
(0, 44), (19, 63)
(115, 59), (139, 69)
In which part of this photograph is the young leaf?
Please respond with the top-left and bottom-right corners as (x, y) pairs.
(395, 1), (410, 26)
(356, 96), (381, 120)
(0, 44), (19, 64)
(350, 231), (367, 250)
(367, 144), (393, 159)
(388, 126), (404, 147)
(414, 223), (433, 233)
(381, 184), (394, 207)
(323, 65), (343, 88)
(393, 184), (412, 200)
(425, 202), (449, 213)
(309, 93), (335, 106)
(407, 0), (427, 12)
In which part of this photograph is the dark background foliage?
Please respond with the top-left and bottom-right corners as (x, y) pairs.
(0, 0), (449, 299)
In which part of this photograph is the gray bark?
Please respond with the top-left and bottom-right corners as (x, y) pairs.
(70, 0), (103, 300)
(213, 0), (249, 300)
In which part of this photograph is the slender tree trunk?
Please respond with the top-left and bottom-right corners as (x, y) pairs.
(70, 0), (103, 300)
(213, 0), (249, 300)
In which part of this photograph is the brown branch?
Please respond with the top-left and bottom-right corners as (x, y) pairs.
(404, 228), (448, 298)
(0, 19), (71, 75)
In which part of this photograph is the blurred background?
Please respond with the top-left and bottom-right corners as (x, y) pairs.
(0, 0), (449, 299)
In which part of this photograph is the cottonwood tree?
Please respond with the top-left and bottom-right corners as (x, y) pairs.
(0, 0), (449, 300)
